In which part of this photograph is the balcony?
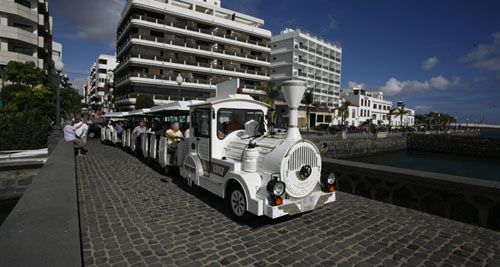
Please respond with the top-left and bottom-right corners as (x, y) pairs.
(117, 34), (270, 65)
(116, 53), (270, 81)
(115, 72), (264, 95)
(117, 14), (270, 53)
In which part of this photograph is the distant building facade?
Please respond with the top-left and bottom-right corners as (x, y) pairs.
(87, 54), (118, 112)
(341, 86), (393, 127)
(0, 0), (53, 87)
(270, 28), (342, 109)
(114, 0), (272, 110)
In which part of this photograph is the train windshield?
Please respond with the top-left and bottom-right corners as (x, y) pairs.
(217, 109), (265, 139)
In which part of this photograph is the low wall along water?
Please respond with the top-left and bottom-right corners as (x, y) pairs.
(323, 159), (500, 230)
(408, 134), (500, 158)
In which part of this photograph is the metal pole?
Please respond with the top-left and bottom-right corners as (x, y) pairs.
(52, 71), (61, 136)
(178, 85), (181, 100)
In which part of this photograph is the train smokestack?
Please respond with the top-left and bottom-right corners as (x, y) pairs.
(282, 80), (306, 141)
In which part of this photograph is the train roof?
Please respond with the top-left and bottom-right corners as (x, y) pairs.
(146, 100), (205, 114)
(101, 112), (129, 118)
(127, 108), (151, 116)
(189, 94), (270, 109)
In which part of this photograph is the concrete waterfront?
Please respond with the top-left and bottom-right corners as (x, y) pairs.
(77, 140), (500, 266)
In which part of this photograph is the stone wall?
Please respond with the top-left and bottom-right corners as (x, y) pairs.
(408, 134), (500, 158)
(0, 162), (43, 200)
(308, 136), (407, 159)
(323, 159), (500, 230)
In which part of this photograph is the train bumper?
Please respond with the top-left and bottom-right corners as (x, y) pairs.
(263, 191), (335, 219)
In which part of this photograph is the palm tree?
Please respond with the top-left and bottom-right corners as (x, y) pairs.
(388, 107), (398, 129)
(337, 101), (351, 130)
(259, 81), (280, 133)
(303, 89), (314, 132)
(393, 105), (412, 128)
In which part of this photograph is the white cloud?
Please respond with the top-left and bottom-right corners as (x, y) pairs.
(460, 32), (500, 73)
(320, 14), (337, 34)
(52, 0), (126, 43)
(348, 81), (366, 88)
(422, 56), (439, 70)
(379, 75), (460, 96)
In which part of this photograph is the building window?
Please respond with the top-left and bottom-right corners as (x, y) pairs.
(98, 59), (107, 64)
(317, 115), (324, 123)
(13, 22), (33, 32)
(15, 0), (31, 8)
(325, 116), (332, 123)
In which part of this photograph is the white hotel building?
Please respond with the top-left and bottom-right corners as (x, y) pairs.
(0, 0), (53, 87)
(341, 86), (393, 127)
(87, 54), (118, 112)
(114, 0), (271, 110)
(270, 28), (342, 109)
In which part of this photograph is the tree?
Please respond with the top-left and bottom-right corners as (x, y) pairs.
(60, 86), (84, 118)
(135, 94), (154, 109)
(303, 89), (314, 132)
(3, 61), (46, 86)
(393, 105), (412, 128)
(0, 85), (53, 150)
(259, 81), (280, 133)
(337, 101), (351, 130)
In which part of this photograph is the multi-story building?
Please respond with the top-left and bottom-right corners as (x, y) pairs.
(87, 54), (118, 112)
(270, 28), (342, 108)
(114, 0), (272, 110)
(51, 40), (62, 63)
(0, 0), (53, 87)
(341, 86), (393, 127)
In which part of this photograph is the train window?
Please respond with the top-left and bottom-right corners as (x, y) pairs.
(217, 109), (264, 139)
(192, 109), (210, 137)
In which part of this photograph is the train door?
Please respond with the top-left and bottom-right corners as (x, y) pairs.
(191, 109), (211, 174)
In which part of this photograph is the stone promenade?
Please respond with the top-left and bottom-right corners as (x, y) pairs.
(77, 140), (500, 267)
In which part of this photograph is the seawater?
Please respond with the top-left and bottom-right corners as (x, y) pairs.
(481, 129), (500, 138)
(349, 150), (500, 181)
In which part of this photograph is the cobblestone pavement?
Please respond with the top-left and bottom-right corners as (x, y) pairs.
(77, 140), (500, 267)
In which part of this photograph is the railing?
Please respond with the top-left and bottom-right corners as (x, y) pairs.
(119, 14), (270, 49)
(118, 33), (269, 63)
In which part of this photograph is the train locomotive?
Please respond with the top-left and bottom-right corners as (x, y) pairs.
(102, 80), (336, 219)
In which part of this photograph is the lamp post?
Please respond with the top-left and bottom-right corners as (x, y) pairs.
(176, 73), (183, 100)
(53, 60), (64, 136)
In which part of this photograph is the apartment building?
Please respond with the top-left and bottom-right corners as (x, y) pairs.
(270, 28), (342, 108)
(0, 0), (53, 85)
(52, 40), (61, 63)
(114, 0), (272, 110)
(88, 54), (118, 112)
(341, 86), (393, 127)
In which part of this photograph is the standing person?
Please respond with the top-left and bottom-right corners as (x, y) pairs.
(75, 117), (89, 155)
(132, 121), (147, 156)
(63, 120), (83, 155)
(166, 122), (184, 164)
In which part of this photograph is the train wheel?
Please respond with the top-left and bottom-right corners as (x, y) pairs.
(227, 183), (249, 220)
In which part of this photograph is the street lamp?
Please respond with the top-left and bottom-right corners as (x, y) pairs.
(52, 60), (64, 136)
(176, 73), (183, 100)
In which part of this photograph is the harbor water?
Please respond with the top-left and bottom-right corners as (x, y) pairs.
(349, 150), (500, 181)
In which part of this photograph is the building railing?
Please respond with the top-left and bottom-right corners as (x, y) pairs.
(117, 33), (270, 64)
(117, 14), (270, 49)
(118, 52), (269, 78)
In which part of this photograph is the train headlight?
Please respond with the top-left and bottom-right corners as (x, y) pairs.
(267, 178), (285, 197)
(327, 173), (335, 185)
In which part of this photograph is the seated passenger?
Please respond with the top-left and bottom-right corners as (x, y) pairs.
(225, 113), (244, 134)
(166, 122), (184, 146)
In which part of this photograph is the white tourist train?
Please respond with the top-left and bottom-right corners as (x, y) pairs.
(101, 80), (336, 219)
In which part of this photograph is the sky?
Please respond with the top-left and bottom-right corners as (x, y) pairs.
(50, 0), (500, 123)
